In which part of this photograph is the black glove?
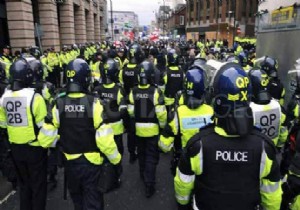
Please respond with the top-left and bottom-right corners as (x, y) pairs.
(281, 178), (300, 210)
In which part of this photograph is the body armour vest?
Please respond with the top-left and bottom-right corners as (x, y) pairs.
(194, 128), (263, 210)
(95, 84), (121, 123)
(165, 66), (184, 98)
(250, 100), (281, 140)
(56, 94), (98, 154)
(122, 64), (138, 95)
(133, 86), (158, 124)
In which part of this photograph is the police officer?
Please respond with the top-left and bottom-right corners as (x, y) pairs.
(0, 58), (48, 210)
(115, 47), (129, 70)
(95, 58), (128, 156)
(249, 69), (288, 149)
(0, 45), (12, 79)
(128, 60), (167, 197)
(38, 58), (121, 209)
(163, 52), (184, 112)
(159, 67), (214, 175)
(47, 47), (60, 87)
(174, 63), (282, 210)
(256, 56), (285, 107)
(119, 44), (144, 163)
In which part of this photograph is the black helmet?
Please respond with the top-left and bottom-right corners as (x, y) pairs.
(184, 67), (208, 108)
(28, 58), (44, 82)
(212, 63), (253, 136)
(9, 58), (34, 91)
(248, 69), (271, 104)
(255, 56), (278, 78)
(66, 58), (91, 93)
(128, 44), (144, 64)
(0, 64), (6, 81)
(101, 58), (119, 84)
(138, 60), (155, 85)
(156, 53), (166, 66)
(167, 52), (178, 66)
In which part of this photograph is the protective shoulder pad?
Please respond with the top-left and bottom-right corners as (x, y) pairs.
(185, 126), (215, 157)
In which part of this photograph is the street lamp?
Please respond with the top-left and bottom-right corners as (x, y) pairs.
(228, 10), (235, 48)
(110, 0), (114, 41)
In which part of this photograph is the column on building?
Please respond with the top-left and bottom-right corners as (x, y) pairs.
(38, 0), (60, 51)
(86, 1), (95, 42)
(99, 0), (106, 41)
(59, 1), (75, 46)
(6, 0), (35, 52)
(74, 0), (87, 44)
(94, 13), (101, 41)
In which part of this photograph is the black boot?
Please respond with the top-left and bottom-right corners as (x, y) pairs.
(129, 153), (137, 164)
(145, 185), (155, 198)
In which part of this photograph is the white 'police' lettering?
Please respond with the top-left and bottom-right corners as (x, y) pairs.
(65, 105), (85, 112)
(101, 93), (114, 99)
(136, 94), (149, 99)
(216, 151), (248, 162)
(170, 73), (181, 78)
(125, 71), (134, 76)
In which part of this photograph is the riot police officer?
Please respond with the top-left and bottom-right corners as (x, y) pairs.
(163, 52), (184, 112)
(256, 56), (285, 106)
(0, 58), (48, 210)
(120, 44), (144, 163)
(159, 67), (214, 175)
(248, 69), (288, 148)
(38, 58), (121, 210)
(128, 60), (167, 197)
(174, 63), (282, 210)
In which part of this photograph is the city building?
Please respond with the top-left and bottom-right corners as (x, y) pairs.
(0, 0), (108, 52)
(185, 0), (258, 46)
(108, 10), (139, 40)
(166, 4), (187, 39)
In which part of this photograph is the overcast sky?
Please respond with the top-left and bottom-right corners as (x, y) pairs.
(108, 0), (169, 26)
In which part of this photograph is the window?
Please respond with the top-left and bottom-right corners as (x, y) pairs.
(226, 0), (230, 17)
(207, 0), (210, 9)
(200, 0), (203, 19)
(242, 0), (247, 17)
(249, 0), (253, 17)
(190, 0), (194, 12)
(180, 15), (185, 25)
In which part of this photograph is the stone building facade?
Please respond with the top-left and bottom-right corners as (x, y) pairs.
(1, 0), (107, 52)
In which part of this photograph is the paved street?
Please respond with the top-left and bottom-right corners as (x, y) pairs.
(0, 136), (177, 210)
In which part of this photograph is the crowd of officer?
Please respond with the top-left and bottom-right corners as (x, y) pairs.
(0, 36), (299, 210)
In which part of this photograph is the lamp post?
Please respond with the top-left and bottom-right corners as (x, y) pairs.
(163, 0), (165, 38)
(110, 0), (114, 41)
(228, 10), (235, 48)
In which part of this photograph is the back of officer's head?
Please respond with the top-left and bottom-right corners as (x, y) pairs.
(184, 67), (207, 109)
(9, 58), (34, 91)
(65, 58), (91, 93)
(101, 58), (119, 84)
(248, 68), (271, 104)
(255, 56), (278, 78)
(212, 63), (253, 137)
(138, 60), (155, 86)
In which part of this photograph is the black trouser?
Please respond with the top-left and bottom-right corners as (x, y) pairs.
(54, 65), (61, 88)
(115, 134), (124, 156)
(10, 144), (47, 210)
(66, 156), (103, 210)
(62, 64), (67, 85)
(127, 119), (137, 155)
(47, 148), (58, 179)
(136, 135), (160, 186)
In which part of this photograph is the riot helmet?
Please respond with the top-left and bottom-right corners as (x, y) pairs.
(138, 60), (155, 85)
(212, 62), (253, 136)
(28, 58), (44, 83)
(101, 58), (119, 84)
(167, 52), (178, 66)
(65, 58), (91, 93)
(255, 56), (278, 78)
(9, 58), (34, 91)
(184, 67), (208, 109)
(248, 69), (271, 104)
(128, 44), (144, 64)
